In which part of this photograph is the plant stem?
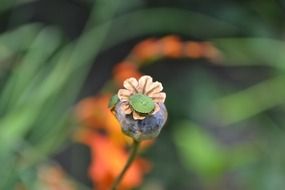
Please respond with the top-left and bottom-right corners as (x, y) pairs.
(111, 140), (140, 190)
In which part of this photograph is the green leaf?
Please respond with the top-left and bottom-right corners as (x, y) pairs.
(213, 38), (285, 69)
(213, 75), (285, 125)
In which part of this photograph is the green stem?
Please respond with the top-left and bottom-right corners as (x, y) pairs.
(111, 140), (140, 190)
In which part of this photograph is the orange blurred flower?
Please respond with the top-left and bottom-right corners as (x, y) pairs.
(131, 38), (160, 62)
(183, 41), (204, 58)
(76, 94), (131, 147)
(75, 94), (153, 189)
(159, 35), (182, 58)
(88, 134), (150, 190)
(113, 61), (142, 87)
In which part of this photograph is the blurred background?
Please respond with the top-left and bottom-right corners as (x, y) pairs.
(1, 0), (285, 189)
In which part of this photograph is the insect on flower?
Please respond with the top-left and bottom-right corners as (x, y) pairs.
(110, 75), (168, 141)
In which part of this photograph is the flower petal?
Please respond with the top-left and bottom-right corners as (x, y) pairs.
(149, 92), (166, 103)
(118, 89), (132, 101)
(121, 102), (132, 114)
(152, 103), (160, 114)
(123, 77), (139, 93)
(132, 111), (145, 120)
(145, 81), (163, 96)
(138, 75), (153, 93)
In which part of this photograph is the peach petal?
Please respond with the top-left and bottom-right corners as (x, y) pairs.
(132, 111), (145, 120)
(149, 92), (166, 103)
(123, 78), (139, 93)
(118, 89), (132, 101)
(184, 41), (203, 58)
(145, 81), (163, 96)
(121, 103), (132, 114)
(138, 75), (153, 93)
(125, 109), (132, 115)
(152, 103), (160, 114)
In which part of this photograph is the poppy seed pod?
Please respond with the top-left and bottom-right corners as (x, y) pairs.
(110, 75), (168, 141)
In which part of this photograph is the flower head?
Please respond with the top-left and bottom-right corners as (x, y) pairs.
(117, 75), (166, 120)
(112, 75), (168, 141)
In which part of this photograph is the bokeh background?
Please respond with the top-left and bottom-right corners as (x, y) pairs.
(1, 0), (285, 189)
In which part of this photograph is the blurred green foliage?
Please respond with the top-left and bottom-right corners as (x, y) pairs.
(174, 121), (228, 177)
(174, 121), (256, 183)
